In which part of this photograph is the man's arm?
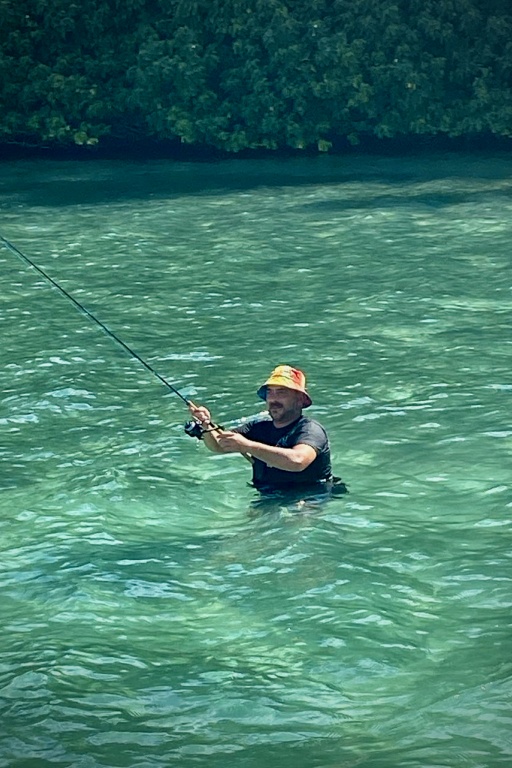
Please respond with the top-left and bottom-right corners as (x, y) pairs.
(216, 431), (317, 472)
(188, 403), (311, 468)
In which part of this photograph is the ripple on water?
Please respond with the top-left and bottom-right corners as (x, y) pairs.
(1, 155), (511, 768)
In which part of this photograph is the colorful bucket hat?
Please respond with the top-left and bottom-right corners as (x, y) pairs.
(257, 365), (312, 407)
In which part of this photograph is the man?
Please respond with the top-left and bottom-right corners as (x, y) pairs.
(188, 365), (338, 494)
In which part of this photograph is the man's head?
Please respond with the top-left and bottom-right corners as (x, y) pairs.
(257, 365), (312, 426)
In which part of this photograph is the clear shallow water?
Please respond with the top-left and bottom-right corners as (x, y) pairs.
(1, 153), (511, 768)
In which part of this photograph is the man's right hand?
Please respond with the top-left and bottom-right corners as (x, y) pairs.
(188, 402), (212, 427)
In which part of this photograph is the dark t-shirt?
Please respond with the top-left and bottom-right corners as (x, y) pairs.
(233, 415), (332, 491)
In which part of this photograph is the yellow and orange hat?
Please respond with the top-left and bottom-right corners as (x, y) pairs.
(257, 365), (312, 407)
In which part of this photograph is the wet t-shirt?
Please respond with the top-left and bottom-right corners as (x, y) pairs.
(234, 415), (332, 491)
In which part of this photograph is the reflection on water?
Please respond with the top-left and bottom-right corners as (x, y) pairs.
(1, 153), (511, 768)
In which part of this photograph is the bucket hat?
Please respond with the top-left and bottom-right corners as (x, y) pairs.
(257, 365), (312, 407)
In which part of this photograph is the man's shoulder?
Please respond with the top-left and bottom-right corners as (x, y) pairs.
(293, 416), (330, 450)
(297, 416), (328, 434)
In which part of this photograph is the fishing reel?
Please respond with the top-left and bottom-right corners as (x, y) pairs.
(184, 420), (205, 440)
(184, 419), (223, 439)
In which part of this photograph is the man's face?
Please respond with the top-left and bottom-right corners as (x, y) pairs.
(266, 386), (304, 425)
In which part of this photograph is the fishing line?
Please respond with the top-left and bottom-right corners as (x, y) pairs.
(1, 234), (191, 405)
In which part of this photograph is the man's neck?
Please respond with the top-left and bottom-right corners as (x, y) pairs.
(272, 412), (302, 429)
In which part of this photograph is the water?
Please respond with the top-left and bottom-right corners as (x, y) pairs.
(1, 153), (511, 768)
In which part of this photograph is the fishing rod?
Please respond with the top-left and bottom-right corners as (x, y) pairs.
(1, 233), (193, 403)
(2, 235), (255, 464)
(1, 234), (232, 439)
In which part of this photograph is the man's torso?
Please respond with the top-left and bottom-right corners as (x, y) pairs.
(234, 415), (332, 491)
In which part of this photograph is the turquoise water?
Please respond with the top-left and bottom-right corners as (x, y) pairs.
(1, 153), (511, 767)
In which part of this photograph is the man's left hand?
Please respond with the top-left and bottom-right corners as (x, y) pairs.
(216, 431), (251, 454)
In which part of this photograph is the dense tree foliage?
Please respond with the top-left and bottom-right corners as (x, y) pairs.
(1, 0), (511, 151)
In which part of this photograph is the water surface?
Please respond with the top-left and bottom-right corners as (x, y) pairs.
(1, 153), (511, 767)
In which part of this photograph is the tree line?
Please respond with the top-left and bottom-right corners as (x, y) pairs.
(2, 0), (511, 152)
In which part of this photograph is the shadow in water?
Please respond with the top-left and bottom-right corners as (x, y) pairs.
(248, 480), (349, 518)
(2, 153), (512, 208)
(299, 186), (512, 213)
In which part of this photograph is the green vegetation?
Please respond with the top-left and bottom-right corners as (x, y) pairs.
(2, 0), (511, 152)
